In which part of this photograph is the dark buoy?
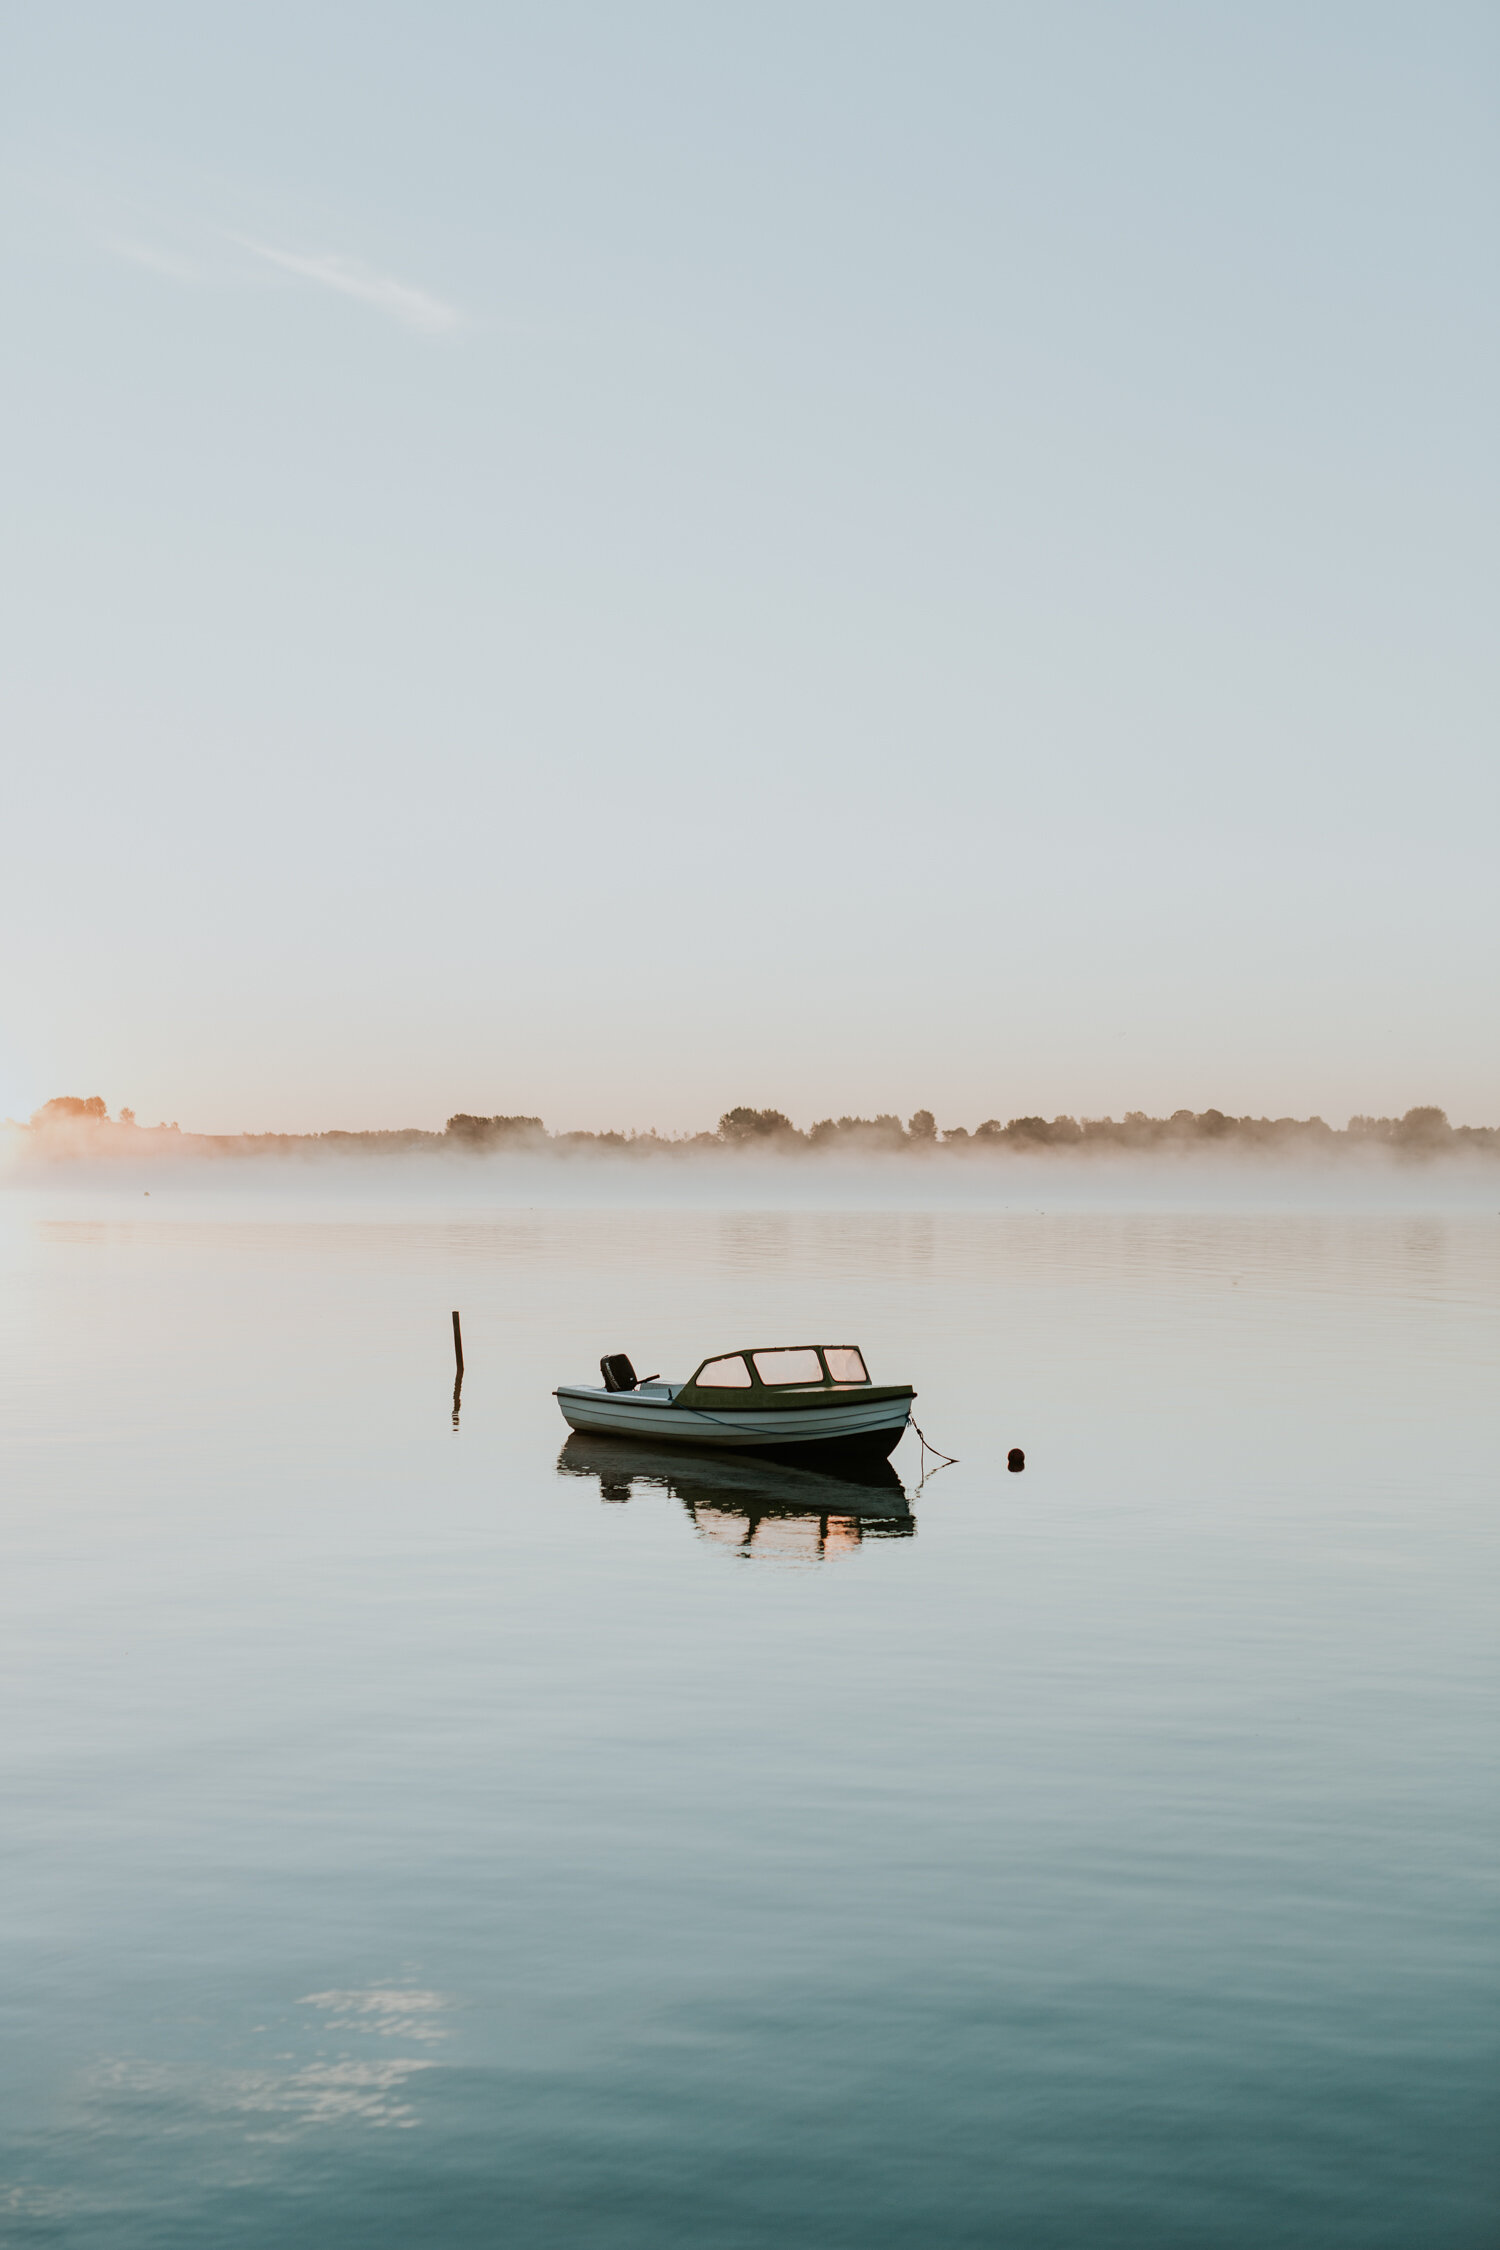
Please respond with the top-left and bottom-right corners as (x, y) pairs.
(1007, 1447), (1025, 1472)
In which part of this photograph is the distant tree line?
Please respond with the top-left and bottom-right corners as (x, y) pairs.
(711, 1103), (1495, 1152)
(12, 1098), (1497, 1156)
(444, 1113), (547, 1145)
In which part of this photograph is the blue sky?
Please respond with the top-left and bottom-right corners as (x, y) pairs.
(3, 2), (1495, 1132)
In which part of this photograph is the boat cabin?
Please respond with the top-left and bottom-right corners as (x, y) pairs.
(675, 1345), (871, 1404)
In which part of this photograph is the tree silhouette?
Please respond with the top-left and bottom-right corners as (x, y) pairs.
(719, 1107), (799, 1141)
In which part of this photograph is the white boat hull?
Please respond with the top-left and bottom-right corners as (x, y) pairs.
(554, 1385), (913, 1459)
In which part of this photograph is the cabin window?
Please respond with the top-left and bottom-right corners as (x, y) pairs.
(823, 1347), (868, 1383)
(752, 1348), (823, 1386)
(696, 1354), (752, 1388)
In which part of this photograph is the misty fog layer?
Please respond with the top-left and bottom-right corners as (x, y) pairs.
(5, 1098), (1498, 1215)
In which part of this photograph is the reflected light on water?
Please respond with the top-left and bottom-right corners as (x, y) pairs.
(556, 1433), (916, 1558)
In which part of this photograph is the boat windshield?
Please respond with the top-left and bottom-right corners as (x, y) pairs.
(752, 1348), (823, 1386)
(823, 1347), (868, 1383)
(696, 1354), (752, 1388)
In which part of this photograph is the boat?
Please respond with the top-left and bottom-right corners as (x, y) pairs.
(553, 1344), (914, 1464)
(556, 1432), (915, 1552)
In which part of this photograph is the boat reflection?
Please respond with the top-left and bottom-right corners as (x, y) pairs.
(556, 1433), (915, 1557)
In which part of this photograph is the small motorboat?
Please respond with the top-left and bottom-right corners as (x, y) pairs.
(553, 1344), (914, 1464)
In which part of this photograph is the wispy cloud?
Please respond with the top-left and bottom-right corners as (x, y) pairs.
(108, 239), (200, 282)
(236, 238), (461, 332)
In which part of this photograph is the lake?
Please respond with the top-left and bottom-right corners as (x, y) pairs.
(1, 1180), (1496, 2246)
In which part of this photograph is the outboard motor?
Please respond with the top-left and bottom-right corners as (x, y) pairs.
(600, 1353), (638, 1392)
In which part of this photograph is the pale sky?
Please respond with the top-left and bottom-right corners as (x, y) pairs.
(3, 2), (1495, 1134)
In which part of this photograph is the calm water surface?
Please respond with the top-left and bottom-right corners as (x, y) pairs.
(1, 1197), (1496, 2246)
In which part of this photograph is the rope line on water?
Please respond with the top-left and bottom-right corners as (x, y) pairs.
(909, 1415), (959, 1488)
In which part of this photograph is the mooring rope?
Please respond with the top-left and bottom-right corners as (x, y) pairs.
(908, 1414), (959, 1487)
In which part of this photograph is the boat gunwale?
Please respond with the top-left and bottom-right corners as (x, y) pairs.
(554, 1381), (915, 1417)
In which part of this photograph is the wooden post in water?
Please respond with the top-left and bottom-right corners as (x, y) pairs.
(452, 1310), (464, 1377)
